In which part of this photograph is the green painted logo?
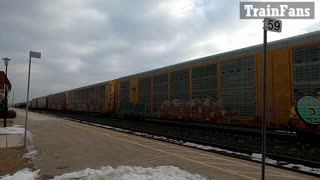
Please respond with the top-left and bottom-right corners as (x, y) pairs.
(296, 96), (320, 125)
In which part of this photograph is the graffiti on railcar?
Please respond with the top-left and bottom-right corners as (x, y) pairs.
(120, 103), (150, 116)
(158, 97), (240, 122)
(67, 104), (104, 112)
(289, 96), (320, 127)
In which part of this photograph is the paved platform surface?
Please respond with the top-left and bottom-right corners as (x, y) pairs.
(13, 108), (318, 180)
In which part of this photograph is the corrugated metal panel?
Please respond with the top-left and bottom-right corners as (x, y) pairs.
(31, 99), (37, 108)
(66, 85), (106, 112)
(220, 57), (256, 118)
(118, 31), (320, 81)
(138, 77), (151, 112)
(170, 70), (190, 101)
(37, 96), (47, 109)
(120, 81), (130, 104)
(293, 44), (320, 99)
(48, 93), (65, 110)
(192, 64), (217, 101)
(153, 74), (168, 113)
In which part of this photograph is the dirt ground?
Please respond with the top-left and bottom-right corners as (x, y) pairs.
(0, 147), (34, 176)
(0, 117), (34, 177)
(0, 119), (14, 128)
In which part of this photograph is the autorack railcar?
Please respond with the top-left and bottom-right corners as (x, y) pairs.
(115, 31), (320, 134)
(25, 31), (320, 134)
(66, 80), (115, 114)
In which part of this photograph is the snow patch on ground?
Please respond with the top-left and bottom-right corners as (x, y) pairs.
(0, 126), (32, 141)
(284, 163), (320, 174)
(250, 153), (320, 174)
(250, 153), (278, 165)
(0, 169), (39, 180)
(274, 130), (296, 134)
(1, 166), (212, 180)
(0, 127), (25, 135)
(52, 166), (211, 180)
(182, 142), (250, 157)
(23, 149), (38, 159)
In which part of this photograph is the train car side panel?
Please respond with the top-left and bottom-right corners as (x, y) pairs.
(118, 79), (140, 116)
(219, 57), (257, 123)
(48, 93), (66, 110)
(37, 96), (47, 109)
(191, 64), (218, 122)
(115, 80), (121, 115)
(256, 51), (276, 128)
(255, 53), (263, 123)
(168, 69), (190, 120)
(105, 80), (115, 114)
(289, 42), (320, 133)
(66, 84), (107, 113)
(31, 98), (38, 109)
(270, 47), (292, 129)
(153, 73), (169, 118)
(137, 77), (152, 116)
(130, 79), (139, 105)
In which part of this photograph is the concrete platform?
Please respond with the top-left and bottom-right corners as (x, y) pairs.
(12, 108), (318, 180)
(0, 135), (6, 148)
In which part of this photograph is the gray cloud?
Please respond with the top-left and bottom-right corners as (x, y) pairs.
(0, 0), (318, 104)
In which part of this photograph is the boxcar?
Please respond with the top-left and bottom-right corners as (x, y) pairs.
(31, 98), (38, 109)
(47, 92), (66, 110)
(66, 80), (115, 114)
(15, 102), (27, 108)
(115, 31), (320, 134)
(37, 96), (48, 109)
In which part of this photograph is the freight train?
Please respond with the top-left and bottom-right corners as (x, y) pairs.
(24, 31), (320, 134)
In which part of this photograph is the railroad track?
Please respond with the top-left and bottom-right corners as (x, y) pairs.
(31, 109), (320, 177)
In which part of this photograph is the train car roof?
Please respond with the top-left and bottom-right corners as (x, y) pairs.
(44, 80), (112, 98)
(37, 96), (47, 99)
(63, 80), (112, 93)
(46, 81), (112, 97)
(117, 30), (320, 81)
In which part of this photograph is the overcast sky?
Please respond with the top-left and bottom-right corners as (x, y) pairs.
(0, 0), (319, 103)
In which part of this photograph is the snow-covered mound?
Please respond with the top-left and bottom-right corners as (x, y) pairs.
(0, 126), (25, 135)
(53, 166), (211, 180)
(0, 166), (212, 180)
(0, 169), (39, 180)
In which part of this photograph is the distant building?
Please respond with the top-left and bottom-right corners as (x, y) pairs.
(0, 71), (12, 101)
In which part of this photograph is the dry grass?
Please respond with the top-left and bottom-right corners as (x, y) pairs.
(0, 147), (34, 176)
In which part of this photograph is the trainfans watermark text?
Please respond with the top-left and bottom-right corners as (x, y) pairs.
(240, 2), (314, 19)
